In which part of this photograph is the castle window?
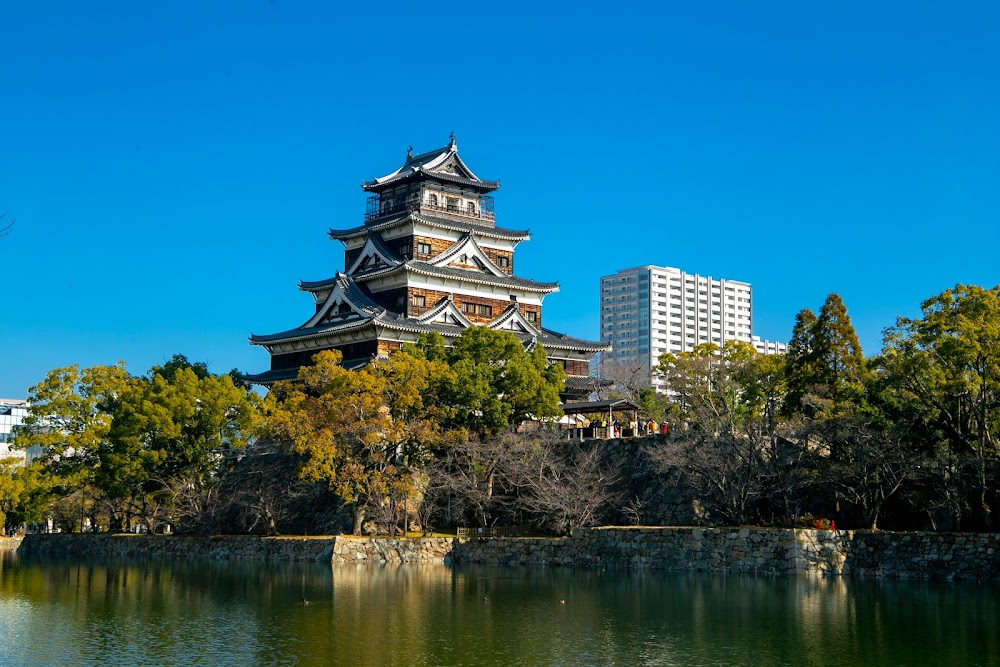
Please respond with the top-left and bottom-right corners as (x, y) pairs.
(417, 242), (431, 254)
(467, 201), (476, 214)
(396, 295), (406, 307)
(447, 197), (459, 212)
(527, 311), (537, 322)
(498, 255), (510, 268)
(399, 243), (412, 255)
(461, 302), (476, 314)
(410, 294), (426, 308)
(428, 193), (438, 206)
(477, 304), (493, 317)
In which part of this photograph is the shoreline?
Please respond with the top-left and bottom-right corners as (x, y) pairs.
(7, 527), (999, 582)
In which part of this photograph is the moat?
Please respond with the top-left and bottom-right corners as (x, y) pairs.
(1, 551), (997, 666)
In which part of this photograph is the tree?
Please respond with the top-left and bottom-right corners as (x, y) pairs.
(650, 342), (777, 525)
(653, 341), (759, 436)
(269, 350), (436, 535)
(0, 211), (13, 239)
(140, 366), (262, 531)
(17, 359), (261, 533)
(18, 363), (136, 529)
(784, 308), (818, 416)
(502, 433), (620, 535)
(0, 459), (52, 533)
(445, 327), (564, 437)
(812, 293), (867, 416)
(594, 355), (650, 402)
(880, 284), (1000, 529)
(824, 418), (923, 529)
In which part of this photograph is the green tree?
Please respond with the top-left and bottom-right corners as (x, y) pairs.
(0, 459), (52, 533)
(17, 363), (135, 529)
(654, 341), (759, 435)
(269, 350), (432, 535)
(812, 293), (867, 416)
(139, 366), (262, 531)
(784, 308), (818, 416)
(445, 327), (564, 438)
(881, 284), (1000, 529)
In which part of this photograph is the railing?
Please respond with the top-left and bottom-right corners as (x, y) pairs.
(364, 200), (495, 223)
(456, 525), (525, 539)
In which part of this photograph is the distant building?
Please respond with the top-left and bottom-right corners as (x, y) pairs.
(599, 265), (786, 389)
(0, 399), (29, 463)
(752, 335), (788, 356)
(247, 136), (608, 400)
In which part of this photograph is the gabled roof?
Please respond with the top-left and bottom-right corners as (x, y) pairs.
(251, 273), (603, 354)
(416, 295), (474, 328)
(362, 136), (499, 193)
(345, 233), (404, 275)
(431, 233), (507, 278)
(251, 273), (385, 344)
(350, 260), (559, 294)
(329, 211), (530, 242)
(491, 303), (541, 337)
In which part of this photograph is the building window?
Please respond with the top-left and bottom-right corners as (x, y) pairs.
(410, 294), (426, 308)
(447, 197), (459, 212)
(478, 304), (493, 317)
(498, 255), (510, 268)
(417, 242), (432, 254)
(428, 193), (438, 206)
(399, 243), (412, 255)
(527, 311), (537, 322)
(462, 302), (476, 314)
(467, 201), (476, 214)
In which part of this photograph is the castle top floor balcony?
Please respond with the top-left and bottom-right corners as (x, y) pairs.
(365, 195), (495, 223)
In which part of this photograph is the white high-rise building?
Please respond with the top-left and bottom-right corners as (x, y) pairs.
(0, 399), (29, 463)
(599, 265), (786, 389)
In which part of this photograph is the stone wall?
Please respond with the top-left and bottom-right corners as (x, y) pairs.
(9, 529), (999, 581)
(15, 534), (453, 565)
(332, 536), (453, 564)
(448, 528), (1000, 582)
(0, 536), (21, 552)
(17, 534), (339, 562)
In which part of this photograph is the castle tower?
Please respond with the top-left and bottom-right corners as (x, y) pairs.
(247, 137), (607, 399)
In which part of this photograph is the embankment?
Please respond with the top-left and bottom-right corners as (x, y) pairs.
(12, 528), (999, 581)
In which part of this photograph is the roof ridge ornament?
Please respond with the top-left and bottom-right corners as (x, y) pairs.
(449, 132), (456, 150)
(407, 145), (413, 159)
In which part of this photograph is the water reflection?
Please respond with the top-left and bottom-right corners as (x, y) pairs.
(0, 551), (997, 666)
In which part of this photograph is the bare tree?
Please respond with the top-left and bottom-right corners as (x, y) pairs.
(501, 433), (621, 535)
(646, 432), (764, 526)
(0, 212), (13, 239)
(431, 437), (516, 528)
(595, 355), (650, 402)
(825, 418), (924, 529)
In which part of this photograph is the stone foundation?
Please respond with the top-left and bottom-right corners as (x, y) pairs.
(11, 528), (1000, 581)
(0, 536), (21, 552)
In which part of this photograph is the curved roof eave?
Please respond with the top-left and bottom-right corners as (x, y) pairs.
(329, 212), (530, 242)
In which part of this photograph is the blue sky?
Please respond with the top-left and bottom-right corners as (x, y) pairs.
(1, 2), (998, 397)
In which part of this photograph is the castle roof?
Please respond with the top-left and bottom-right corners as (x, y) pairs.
(350, 260), (559, 294)
(329, 210), (530, 242)
(362, 136), (499, 193)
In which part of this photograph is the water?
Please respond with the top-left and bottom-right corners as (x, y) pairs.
(1, 551), (997, 666)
